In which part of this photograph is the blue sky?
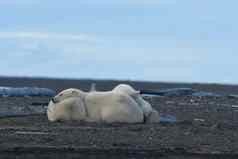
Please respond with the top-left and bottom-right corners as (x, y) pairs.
(0, 0), (238, 84)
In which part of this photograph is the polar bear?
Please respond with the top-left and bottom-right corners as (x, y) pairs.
(47, 97), (87, 122)
(113, 84), (160, 123)
(47, 88), (144, 123)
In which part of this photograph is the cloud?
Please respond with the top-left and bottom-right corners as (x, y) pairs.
(0, 31), (97, 42)
(0, 0), (38, 6)
(127, 0), (177, 6)
(0, 0), (177, 9)
(82, 0), (178, 8)
(0, 30), (237, 84)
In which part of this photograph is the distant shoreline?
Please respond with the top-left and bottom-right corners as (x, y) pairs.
(0, 76), (238, 95)
(0, 75), (237, 86)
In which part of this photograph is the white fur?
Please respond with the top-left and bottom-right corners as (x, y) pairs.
(47, 97), (86, 122)
(47, 84), (160, 124)
(113, 84), (160, 123)
(47, 88), (144, 123)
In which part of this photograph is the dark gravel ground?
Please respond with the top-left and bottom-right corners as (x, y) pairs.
(0, 77), (238, 159)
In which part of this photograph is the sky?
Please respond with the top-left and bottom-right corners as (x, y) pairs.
(0, 0), (238, 84)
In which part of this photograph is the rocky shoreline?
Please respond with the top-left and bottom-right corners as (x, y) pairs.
(0, 77), (238, 158)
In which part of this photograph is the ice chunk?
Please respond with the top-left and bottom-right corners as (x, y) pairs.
(0, 87), (56, 97)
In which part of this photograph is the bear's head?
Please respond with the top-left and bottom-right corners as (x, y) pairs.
(51, 88), (85, 103)
(113, 84), (140, 98)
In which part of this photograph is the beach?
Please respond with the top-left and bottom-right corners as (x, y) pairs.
(0, 77), (237, 159)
